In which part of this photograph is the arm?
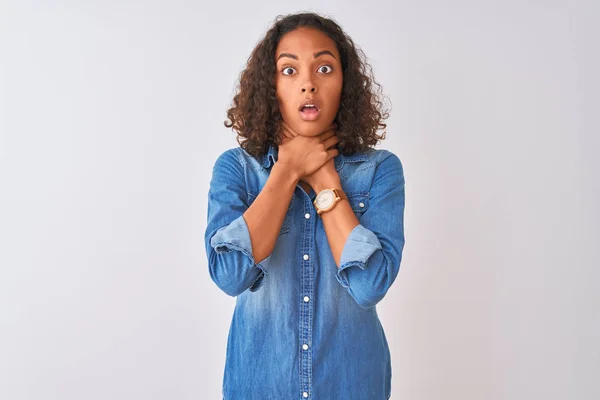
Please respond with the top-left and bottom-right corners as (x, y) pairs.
(312, 179), (359, 268)
(317, 152), (406, 308)
(244, 161), (299, 263)
(205, 150), (298, 296)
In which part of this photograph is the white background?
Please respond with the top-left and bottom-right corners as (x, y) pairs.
(1, 1), (599, 399)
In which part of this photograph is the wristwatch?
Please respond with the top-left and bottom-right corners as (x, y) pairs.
(314, 188), (347, 215)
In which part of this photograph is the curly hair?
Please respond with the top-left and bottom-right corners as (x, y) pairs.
(224, 12), (390, 158)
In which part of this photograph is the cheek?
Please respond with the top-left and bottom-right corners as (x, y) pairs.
(323, 77), (343, 102)
(333, 77), (343, 102)
(324, 81), (343, 112)
(276, 85), (295, 115)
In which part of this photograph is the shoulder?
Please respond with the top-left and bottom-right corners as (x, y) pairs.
(211, 147), (247, 176)
(214, 146), (244, 162)
(212, 147), (249, 167)
(211, 146), (269, 178)
(339, 147), (404, 194)
(214, 146), (268, 170)
(347, 147), (404, 174)
(358, 148), (405, 189)
(364, 147), (401, 164)
(369, 149), (405, 188)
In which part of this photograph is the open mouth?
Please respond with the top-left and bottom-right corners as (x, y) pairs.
(299, 103), (320, 121)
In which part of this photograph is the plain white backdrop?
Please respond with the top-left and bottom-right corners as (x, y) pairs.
(1, 1), (599, 399)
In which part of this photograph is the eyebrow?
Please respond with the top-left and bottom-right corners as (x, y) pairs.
(276, 50), (337, 62)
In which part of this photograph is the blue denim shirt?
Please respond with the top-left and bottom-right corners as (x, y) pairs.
(205, 143), (405, 400)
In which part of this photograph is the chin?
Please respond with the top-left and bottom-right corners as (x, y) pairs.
(298, 126), (323, 136)
(294, 120), (332, 137)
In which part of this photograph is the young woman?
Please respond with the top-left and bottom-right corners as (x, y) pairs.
(205, 12), (405, 400)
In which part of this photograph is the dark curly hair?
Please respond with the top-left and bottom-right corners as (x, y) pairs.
(224, 12), (390, 157)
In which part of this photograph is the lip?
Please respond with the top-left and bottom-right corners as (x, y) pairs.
(298, 99), (320, 111)
(298, 99), (321, 121)
(299, 107), (320, 121)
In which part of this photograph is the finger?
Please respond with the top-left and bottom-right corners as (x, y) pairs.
(320, 123), (336, 135)
(326, 148), (340, 159)
(321, 135), (340, 149)
(325, 122), (337, 133)
(319, 129), (336, 141)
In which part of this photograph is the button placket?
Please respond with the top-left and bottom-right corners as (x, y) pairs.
(300, 200), (314, 399)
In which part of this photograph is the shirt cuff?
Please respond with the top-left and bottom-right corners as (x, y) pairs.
(336, 224), (382, 288)
(210, 214), (269, 292)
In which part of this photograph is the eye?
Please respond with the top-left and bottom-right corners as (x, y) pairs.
(318, 65), (333, 74)
(281, 67), (296, 76)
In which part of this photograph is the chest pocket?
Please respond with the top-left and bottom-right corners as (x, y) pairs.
(347, 192), (370, 215)
(247, 192), (293, 235)
(318, 192), (370, 232)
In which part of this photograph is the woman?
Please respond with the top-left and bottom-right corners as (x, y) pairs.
(205, 12), (406, 400)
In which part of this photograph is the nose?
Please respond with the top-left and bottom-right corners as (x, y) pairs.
(301, 81), (317, 94)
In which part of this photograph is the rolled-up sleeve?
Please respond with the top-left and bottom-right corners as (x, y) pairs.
(335, 152), (405, 308)
(205, 149), (269, 297)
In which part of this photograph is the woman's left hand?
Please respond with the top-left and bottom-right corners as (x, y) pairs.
(301, 157), (340, 193)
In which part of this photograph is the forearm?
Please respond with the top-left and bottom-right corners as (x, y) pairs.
(243, 162), (299, 263)
(313, 181), (359, 267)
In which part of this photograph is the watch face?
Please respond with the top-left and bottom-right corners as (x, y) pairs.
(316, 189), (335, 209)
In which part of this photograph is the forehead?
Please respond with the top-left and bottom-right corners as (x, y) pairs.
(275, 27), (339, 58)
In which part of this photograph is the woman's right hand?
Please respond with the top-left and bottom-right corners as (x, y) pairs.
(277, 121), (340, 180)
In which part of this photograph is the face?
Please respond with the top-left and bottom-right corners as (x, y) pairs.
(275, 27), (343, 137)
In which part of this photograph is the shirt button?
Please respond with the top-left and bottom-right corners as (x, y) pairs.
(303, 296), (310, 302)
(303, 392), (309, 398)
(303, 254), (309, 260)
(305, 213), (310, 219)
(302, 344), (309, 350)
(359, 202), (365, 208)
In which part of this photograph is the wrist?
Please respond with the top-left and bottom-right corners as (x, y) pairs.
(272, 161), (301, 185)
(312, 177), (342, 194)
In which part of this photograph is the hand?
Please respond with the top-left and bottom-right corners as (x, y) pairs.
(299, 125), (341, 192)
(277, 121), (339, 181)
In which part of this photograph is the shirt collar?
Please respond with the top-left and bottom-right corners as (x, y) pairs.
(261, 144), (369, 170)
(261, 144), (279, 169)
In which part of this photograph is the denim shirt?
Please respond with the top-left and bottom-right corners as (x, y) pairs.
(205, 143), (405, 400)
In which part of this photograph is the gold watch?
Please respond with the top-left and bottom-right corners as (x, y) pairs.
(314, 188), (347, 215)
